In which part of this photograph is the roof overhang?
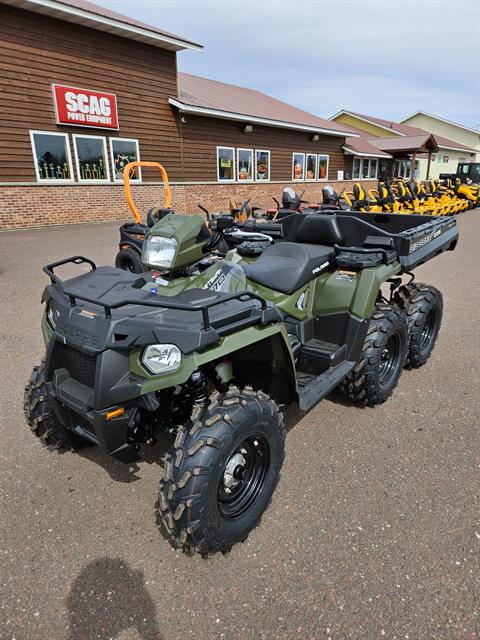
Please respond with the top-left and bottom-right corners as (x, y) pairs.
(329, 110), (405, 137)
(1, 0), (203, 51)
(437, 144), (476, 153)
(169, 99), (357, 137)
(342, 146), (391, 159)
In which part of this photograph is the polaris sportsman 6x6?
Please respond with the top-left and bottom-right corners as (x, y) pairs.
(25, 209), (458, 556)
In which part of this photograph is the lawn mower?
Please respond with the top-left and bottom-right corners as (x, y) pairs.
(114, 161), (174, 273)
(25, 204), (458, 557)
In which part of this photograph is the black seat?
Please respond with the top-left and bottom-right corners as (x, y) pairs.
(243, 242), (334, 294)
(123, 222), (148, 234)
(292, 214), (344, 244)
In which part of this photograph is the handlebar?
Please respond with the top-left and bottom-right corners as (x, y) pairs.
(197, 203), (210, 220)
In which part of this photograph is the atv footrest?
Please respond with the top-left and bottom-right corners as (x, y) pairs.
(297, 361), (354, 412)
(296, 340), (347, 375)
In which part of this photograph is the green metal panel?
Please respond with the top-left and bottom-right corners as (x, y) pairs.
(351, 263), (401, 317)
(129, 323), (294, 393)
(310, 263), (401, 319)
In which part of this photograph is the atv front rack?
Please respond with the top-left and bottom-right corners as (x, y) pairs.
(43, 256), (270, 331)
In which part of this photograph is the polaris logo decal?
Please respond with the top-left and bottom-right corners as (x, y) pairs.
(312, 261), (330, 275)
(57, 322), (102, 349)
(203, 269), (227, 292)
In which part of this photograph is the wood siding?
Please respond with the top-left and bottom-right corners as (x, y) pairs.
(179, 115), (345, 182)
(0, 5), (347, 185)
(0, 4), (183, 182)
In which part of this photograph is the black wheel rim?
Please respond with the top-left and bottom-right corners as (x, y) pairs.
(217, 434), (269, 520)
(420, 308), (436, 350)
(379, 333), (401, 385)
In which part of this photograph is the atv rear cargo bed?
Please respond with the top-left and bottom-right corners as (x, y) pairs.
(277, 211), (458, 272)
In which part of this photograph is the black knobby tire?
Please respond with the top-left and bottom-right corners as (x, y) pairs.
(394, 282), (443, 368)
(158, 386), (285, 556)
(24, 364), (86, 450)
(339, 304), (408, 405)
(115, 247), (147, 273)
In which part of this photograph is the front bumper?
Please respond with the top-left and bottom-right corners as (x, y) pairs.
(48, 369), (142, 463)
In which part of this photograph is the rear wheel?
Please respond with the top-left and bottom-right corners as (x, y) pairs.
(115, 247), (147, 273)
(24, 363), (86, 450)
(339, 304), (408, 405)
(158, 386), (285, 556)
(394, 282), (443, 368)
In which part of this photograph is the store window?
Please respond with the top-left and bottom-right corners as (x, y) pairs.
(73, 135), (109, 182)
(318, 154), (329, 180)
(352, 156), (380, 180)
(255, 150), (270, 181)
(217, 146), (235, 181)
(110, 138), (141, 182)
(394, 159), (411, 178)
(29, 131), (74, 182)
(352, 157), (361, 179)
(292, 153), (305, 180)
(361, 158), (370, 179)
(237, 148), (253, 181)
(305, 153), (317, 181)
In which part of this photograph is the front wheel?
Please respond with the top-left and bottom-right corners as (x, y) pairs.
(24, 364), (86, 450)
(339, 304), (408, 405)
(394, 282), (443, 368)
(158, 387), (285, 556)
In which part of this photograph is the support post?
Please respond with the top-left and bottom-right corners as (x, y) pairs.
(426, 151), (432, 180)
(410, 151), (417, 179)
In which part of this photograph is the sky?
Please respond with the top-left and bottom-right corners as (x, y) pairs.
(95, 0), (480, 128)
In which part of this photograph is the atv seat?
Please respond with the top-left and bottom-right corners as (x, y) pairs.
(122, 222), (148, 234)
(243, 242), (334, 294)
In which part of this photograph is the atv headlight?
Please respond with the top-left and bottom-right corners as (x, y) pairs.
(46, 304), (57, 330)
(144, 236), (177, 269)
(142, 344), (181, 375)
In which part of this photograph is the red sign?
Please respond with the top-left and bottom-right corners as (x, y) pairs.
(52, 84), (119, 130)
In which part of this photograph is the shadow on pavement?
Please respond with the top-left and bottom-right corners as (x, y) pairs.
(66, 557), (163, 640)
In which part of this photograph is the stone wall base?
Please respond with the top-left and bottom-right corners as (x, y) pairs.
(0, 180), (378, 230)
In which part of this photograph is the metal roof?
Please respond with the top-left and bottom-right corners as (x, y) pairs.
(171, 73), (355, 137)
(331, 110), (475, 152)
(366, 134), (439, 153)
(343, 137), (391, 158)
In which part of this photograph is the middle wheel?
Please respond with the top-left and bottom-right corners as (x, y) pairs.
(339, 304), (408, 405)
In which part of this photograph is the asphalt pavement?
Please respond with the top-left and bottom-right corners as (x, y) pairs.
(0, 212), (479, 640)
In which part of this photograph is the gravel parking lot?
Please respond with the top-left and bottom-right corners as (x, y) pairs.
(0, 212), (479, 640)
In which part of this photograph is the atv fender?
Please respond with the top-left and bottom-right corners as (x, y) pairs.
(132, 323), (297, 404)
(351, 262), (402, 318)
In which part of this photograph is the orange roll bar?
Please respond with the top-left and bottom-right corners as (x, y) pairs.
(122, 161), (172, 224)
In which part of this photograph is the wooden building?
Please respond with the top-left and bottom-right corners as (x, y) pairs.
(0, 0), (370, 229)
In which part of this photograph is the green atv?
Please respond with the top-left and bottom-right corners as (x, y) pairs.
(24, 210), (458, 556)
